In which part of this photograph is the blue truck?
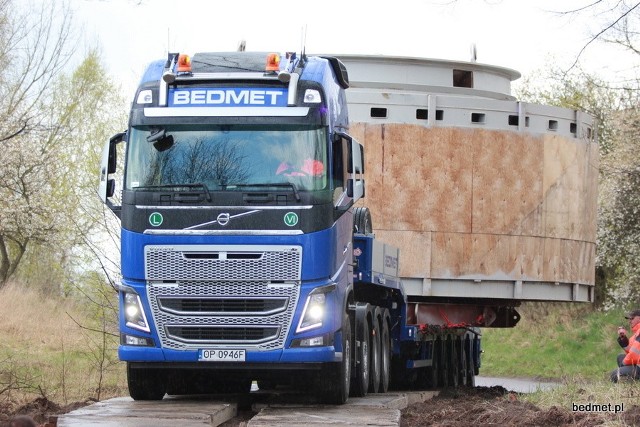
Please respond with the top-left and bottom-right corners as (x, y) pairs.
(99, 49), (584, 404)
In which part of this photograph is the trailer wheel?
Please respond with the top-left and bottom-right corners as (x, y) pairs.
(448, 337), (459, 388)
(439, 337), (449, 388)
(458, 337), (468, 387)
(353, 207), (373, 234)
(351, 310), (370, 397)
(317, 312), (351, 404)
(379, 309), (391, 393)
(127, 363), (166, 401)
(369, 308), (381, 393)
(427, 338), (440, 388)
(465, 336), (476, 387)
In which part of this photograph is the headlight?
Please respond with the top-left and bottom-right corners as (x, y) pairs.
(124, 292), (150, 333)
(297, 291), (328, 333)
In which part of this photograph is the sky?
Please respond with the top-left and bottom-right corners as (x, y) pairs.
(62, 0), (639, 98)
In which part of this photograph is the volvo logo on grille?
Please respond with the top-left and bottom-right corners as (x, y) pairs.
(217, 213), (230, 226)
(185, 210), (260, 230)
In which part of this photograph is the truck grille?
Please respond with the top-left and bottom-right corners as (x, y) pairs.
(145, 245), (302, 351)
(159, 297), (288, 315)
(145, 245), (301, 281)
(166, 326), (280, 343)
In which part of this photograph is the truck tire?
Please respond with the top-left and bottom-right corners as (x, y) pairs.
(458, 336), (468, 386)
(465, 336), (476, 387)
(438, 336), (448, 388)
(353, 207), (373, 234)
(448, 337), (459, 388)
(127, 363), (166, 401)
(427, 338), (440, 388)
(351, 306), (370, 397)
(317, 312), (351, 404)
(379, 309), (391, 393)
(369, 308), (381, 393)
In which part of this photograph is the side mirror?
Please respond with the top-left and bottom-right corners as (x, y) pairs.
(108, 132), (125, 173)
(347, 139), (365, 201)
(98, 132), (125, 216)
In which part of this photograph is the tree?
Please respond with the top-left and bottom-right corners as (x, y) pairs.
(0, 1), (73, 143)
(596, 97), (640, 305)
(0, 0), (126, 289)
(559, 1), (640, 75)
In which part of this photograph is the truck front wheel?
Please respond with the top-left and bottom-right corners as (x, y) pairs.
(368, 308), (381, 393)
(317, 312), (351, 404)
(127, 363), (166, 401)
(379, 309), (391, 393)
(351, 310), (370, 397)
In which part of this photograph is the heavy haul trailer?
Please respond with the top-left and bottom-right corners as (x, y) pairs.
(98, 50), (596, 403)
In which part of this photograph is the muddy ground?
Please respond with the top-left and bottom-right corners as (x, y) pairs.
(2, 386), (639, 426)
(401, 386), (640, 427)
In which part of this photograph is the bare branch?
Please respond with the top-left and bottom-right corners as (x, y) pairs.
(565, 2), (640, 73)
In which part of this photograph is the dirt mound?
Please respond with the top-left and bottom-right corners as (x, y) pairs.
(401, 386), (616, 427)
(0, 397), (93, 426)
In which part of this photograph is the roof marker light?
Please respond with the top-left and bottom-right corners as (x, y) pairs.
(304, 89), (322, 103)
(265, 53), (280, 72)
(136, 89), (153, 104)
(177, 54), (191, 73)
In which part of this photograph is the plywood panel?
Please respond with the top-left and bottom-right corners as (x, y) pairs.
(543, 135), (599, 241)
(350, 122), (598, 290)
(353, 124), (472, 233)
(374, 230), (431, 278)
(431, 232), (544, 281)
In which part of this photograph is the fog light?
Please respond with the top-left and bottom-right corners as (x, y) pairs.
(290, 333), (333, 348)
(122, 334), (154, 346)
(300, 336), (324, 347)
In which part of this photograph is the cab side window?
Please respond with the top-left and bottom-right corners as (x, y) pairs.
(332, 135), (348, 206)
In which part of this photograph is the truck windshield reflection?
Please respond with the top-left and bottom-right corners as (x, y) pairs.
(125, 124), (327, 192)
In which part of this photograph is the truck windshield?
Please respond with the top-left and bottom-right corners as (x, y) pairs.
(125, 125), (328, 192)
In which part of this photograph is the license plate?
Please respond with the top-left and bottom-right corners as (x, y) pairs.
(199, 349), (246, 362)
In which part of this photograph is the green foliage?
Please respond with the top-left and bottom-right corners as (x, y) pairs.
(0, 0), (126, 290)
(481, 303), (626, 380)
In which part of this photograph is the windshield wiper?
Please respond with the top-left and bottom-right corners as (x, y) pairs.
(223, 183), (300, 201)
(133, 183), (211, 201)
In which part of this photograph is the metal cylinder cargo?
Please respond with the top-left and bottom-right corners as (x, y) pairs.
(339, 54), (597, 304)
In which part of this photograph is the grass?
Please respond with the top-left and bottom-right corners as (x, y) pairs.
(480, 302), (625, 380)
(0, 282), (126, 405)
(523, 376), (640, 409)
(479, 301), (640, 417)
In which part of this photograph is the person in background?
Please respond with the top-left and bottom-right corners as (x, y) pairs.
(276, 159), (324, 177)
(610, 309), (640, 382)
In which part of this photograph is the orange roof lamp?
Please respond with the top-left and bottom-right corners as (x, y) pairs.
(265, 53), (280, 73)
(176, 54), (191, 73)
(162, 53), (191, 84)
